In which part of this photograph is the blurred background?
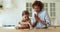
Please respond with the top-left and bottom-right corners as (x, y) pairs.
(0, 0), (60, 28)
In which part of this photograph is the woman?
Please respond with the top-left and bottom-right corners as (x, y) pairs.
(31, 1), (50, 29)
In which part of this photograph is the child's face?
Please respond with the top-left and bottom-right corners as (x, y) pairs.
(23, 14), (29, 20)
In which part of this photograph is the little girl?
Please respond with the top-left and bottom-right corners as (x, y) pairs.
(16, 10), (32, 29)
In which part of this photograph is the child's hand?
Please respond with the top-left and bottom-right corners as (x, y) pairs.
(20, 22), (30, 24)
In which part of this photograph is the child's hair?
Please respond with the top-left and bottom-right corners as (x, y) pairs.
(22, 10), (29, 16)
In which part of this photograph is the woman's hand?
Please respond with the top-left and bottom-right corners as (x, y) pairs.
(34, 14), (47, 25)
(34, 14), (41, 21)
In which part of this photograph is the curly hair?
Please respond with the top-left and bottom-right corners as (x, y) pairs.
(32, 1), (44, 11)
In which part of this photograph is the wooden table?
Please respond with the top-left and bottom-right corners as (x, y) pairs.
(0, 27), (60, 32)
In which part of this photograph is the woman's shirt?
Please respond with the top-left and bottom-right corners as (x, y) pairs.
(31, 10), (50, 28)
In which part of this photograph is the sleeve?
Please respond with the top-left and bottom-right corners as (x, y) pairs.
(44, 11), (51, 27)
(31, 13), (36, 25)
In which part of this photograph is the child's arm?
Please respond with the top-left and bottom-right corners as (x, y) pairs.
(20, 22), (29, 24)
(21, 20), (33, 29)
(28, 20), (33, 29)
(20, 20), (27, 24)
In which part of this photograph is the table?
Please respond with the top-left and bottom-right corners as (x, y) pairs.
(0, 27), (60, 32)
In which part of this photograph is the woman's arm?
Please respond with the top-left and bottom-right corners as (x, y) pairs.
(34, 14), (47, 25)
(32, 21), (38, 27)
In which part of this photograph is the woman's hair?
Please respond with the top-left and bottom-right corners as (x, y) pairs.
(32, 1), (44, 11)
(22, 10), (29, 16)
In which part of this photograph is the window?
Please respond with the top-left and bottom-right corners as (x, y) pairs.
(44, 3), (56, 18)
(50, 3), (56, 26)
(44, 3), (48, 11)
(26, 2), (32, 17)
(50, 3), (56, 18)
(0, 1), (3, 9)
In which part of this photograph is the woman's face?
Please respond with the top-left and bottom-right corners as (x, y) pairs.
(33, 5), (40, 13)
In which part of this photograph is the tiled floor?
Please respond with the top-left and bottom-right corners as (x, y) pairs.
(0, 27), (60, 32)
